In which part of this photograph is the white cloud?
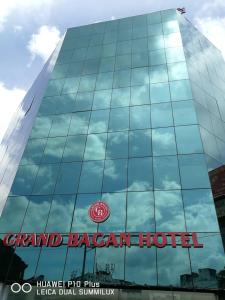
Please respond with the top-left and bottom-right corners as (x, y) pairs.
(0, 82), (26, 144)
(27, 25), (62, 62)
(13, 25), (23, 32)
(199, 0), (225, 15)
(0, 0), (53, 31)
(195, 17), (225, 59)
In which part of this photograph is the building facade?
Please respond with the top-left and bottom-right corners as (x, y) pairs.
(0, 8), (225, 299)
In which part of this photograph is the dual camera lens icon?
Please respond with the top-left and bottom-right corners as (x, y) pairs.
(10, 283), (32, 294)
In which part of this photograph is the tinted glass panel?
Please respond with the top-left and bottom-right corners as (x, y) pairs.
(151, 102), (173, 128)
(78, 161), (104, 193)
(128, 157), (153, 191)
(129, 129), (152, 157)
(103, 159), (127, 192)
(130, 105), (151, 130)
(55, 162), (82, 194)
(109, 107), (129, 131)
(155, 190), (185, 231)
(153, 156), (180, 190)
(152, 127), (176, 155)
(106, 131), (128, 159)
(179, 154), (211, 189)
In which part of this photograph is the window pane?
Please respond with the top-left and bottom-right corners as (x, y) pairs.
(74, 92), (93, 111)
(93, 89), (111, 109)
(56, 94), (76, 114)
(106, 131), (128, 159)
(103, 159), (127, 192)
(32, 164), (59, 195)
(63, 135), (86, 162)
(148, 23), (163, 36)
(88, 109), (109, 133)
(175, 125), (203, 154)
(170, 80), (192, 100)
(130, 105), (151, 130)
(102, 43), (116, 57)
(130, 85), (150, 105)
(62, 77), (80, 94)
(78, 74), (96, 92)
(115, 54), (131, 70)
(42, 137), (66, 163)
(172, 100), (197, 125)
(128, 157), (153, 191)
(113, 70), (131, 88)
(35, 248), (67, 280)
(44, 79), (64, 97)
(132, 52), (149, 68)
(20, 139), (46, 165)
(95, 248), (124, 281)
(95, 72), (114, 90)
(183, 189), (219, 232)
(67, 61), (83, 77)
(111, 87), (130, 108)
(78, 161), (104, 193)
(148, 35), (164, 50)
(179, 154), (211, 188)
(0, 196), (28, 231)
(131, 67), (149, 85)
(164, 32), (182, 48)
(46, 195), (75, 232)
(99, 192), (126, 232)
(72, 47), (87, 61)
(129, 129), (152, 157)
(22, 195), (52, 232)
(150, 65), (168, 83)
(155, 190), (185, 231)
(11, 165), (38, 195)
(49, 114), (71, 137)
(55, 162), (82, 194)
(132, 38), (148, 53)
(8, 248), (40, 281)
(126, 247), (157, 285)
(72, 194), (99, 232)
(168, 62), (189, 81)
(149, 49), (166, 66)
(151, 102), (173, 128)
(82, 58), (99, 75)
(116, 40), (132, 55)
(163, 20), (179, 34)
(153, 156), (180, 190)
(99, 57), (115, 72)
(127, 191), (155, 231)
(109, 107), (129, 131)
(84, 133), (107, 160)
(157, 247), (191, 287)
(152, 127), (177, 155)
(166, 47), (185, 63)
(189, 234), (224, 289)
(69, 111), (90, 135)
(150, 82), (170, 103)
(30, 116), (52, 139)
(63, 248), (90, 281)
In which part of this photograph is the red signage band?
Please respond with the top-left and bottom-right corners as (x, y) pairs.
(3, 232), (203, 248)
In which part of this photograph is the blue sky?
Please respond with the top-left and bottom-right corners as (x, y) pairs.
(0, 0), (225, 142)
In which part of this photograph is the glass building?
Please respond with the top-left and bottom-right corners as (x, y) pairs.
(0, 8), (225, 299)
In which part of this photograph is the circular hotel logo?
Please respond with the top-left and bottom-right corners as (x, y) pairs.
(89, 201), (110, 223)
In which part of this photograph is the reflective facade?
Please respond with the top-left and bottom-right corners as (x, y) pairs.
(0, 8), (225, 296)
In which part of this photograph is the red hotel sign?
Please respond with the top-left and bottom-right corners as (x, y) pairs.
(3, 232), (203, 248)
(2, 201), (204, 248)
(88, 201), (110, 223)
